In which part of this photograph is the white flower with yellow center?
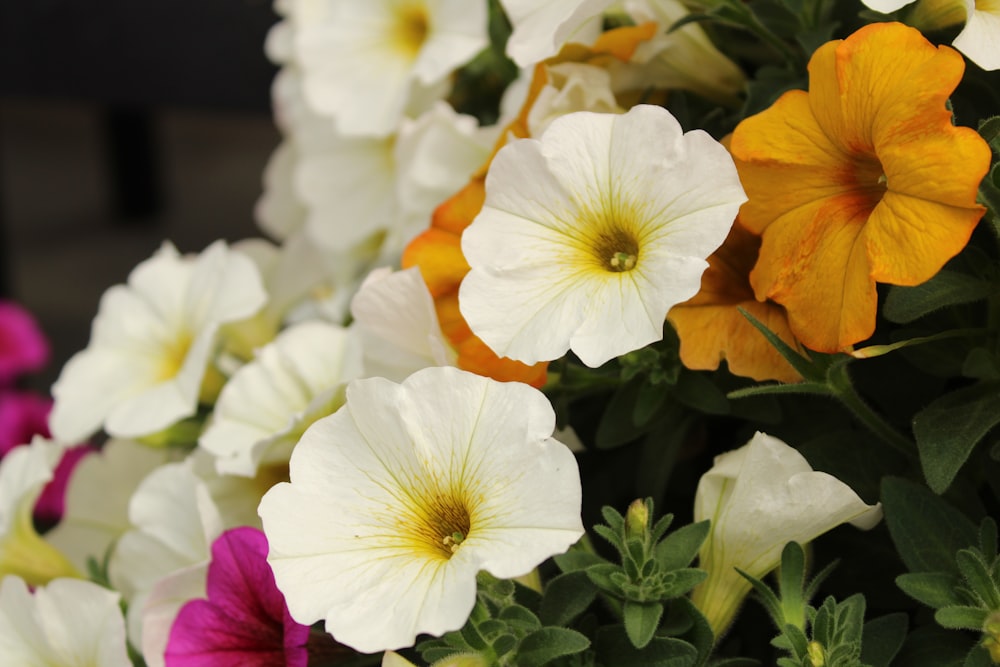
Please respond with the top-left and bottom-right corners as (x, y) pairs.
(459, 104), (746, 368)
(691, 432), (883, 635)
(0, 437), (79, 586)
(200, 320), (362, 477)
(291, 0), (488, 136)
(258, 366), (584, 653)
(50, 241), (268, 443)
(0, 576), (130, 667)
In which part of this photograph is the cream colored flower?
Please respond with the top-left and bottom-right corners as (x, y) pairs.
(258, 366), (584, 653)
(0, 576), (130, 666)
(50, 241), (267, 442)
(0, 437), (79, 586)
(200, 320), (362, 477)
(291, 0), (488, 135)
(500, 0), (616, 66)
(459, 105), (745, 368)
(691, 432), (883, 635)
(350, 266), (456, 381)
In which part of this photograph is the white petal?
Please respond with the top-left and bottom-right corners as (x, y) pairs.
(502, 0), (614, 66)
(954, 4), (1000, 70)
(259, 367), (583, 653)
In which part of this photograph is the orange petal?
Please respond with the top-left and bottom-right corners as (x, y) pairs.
(454, 336), (549, 388)
(670, 222), (803, 383)
(750, 194), (877, 352)
(401, 227), (469, 298)
(731, 91), (854, 237)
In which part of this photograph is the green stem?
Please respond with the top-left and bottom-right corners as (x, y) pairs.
(826, 362), (914, 456)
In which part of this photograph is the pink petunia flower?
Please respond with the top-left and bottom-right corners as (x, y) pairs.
(164, 526), (310, 667)
(0, 390), (51, 456)
(0, 300), (49, 385)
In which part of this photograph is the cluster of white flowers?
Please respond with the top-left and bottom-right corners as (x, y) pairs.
(1, 1), (900, 665)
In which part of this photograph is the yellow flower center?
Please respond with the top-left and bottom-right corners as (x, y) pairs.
(401, 488), (473, 560)
(392, 2), (430, 58)
(157, 330), (193, 381)
(592, 226), (641, 273)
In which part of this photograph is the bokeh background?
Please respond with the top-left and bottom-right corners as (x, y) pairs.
(0, 0), (283, 390)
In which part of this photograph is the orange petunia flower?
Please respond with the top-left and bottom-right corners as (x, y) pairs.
(668, 220), (803, 383)
(402, 23), (657, 387)
(730, 22), (991, 353)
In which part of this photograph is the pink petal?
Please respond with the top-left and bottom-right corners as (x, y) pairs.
(0, 390), (51, 456)
(0, 301), (50, 384)
(35, 444), (95, 528)
(166, 527), (309, 667)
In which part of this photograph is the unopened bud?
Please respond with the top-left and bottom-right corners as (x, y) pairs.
(807, 641), (825, 667)
(625, 499), (650, 540)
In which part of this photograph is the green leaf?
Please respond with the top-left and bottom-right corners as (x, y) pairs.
(624, 601), (665, 649)
(554, 548), (608, 573)
(515, 627), (590, 667)
(964, 645), (996, 667)
(673, 370), (730, 415)
(671, 597), (716, 665)
(587, 563), (625, 596)
(778, 542), (807, 631)
(881, 477), (978, 572)
(935, 605), (989, 631)
(860, 613), (908, 667)
(595, 626), (699, 667)
(912, 382), (1000, 493)
(956, 549), (1000, 609)
(497, 604), (541, 632)
(597, 379), (665, 449)
(896, 572), (965, 609)
(654, 521), (710, 571)
(539, 571), (598, 627)
(660, 569), (709, 599)
(894, 625), (970, 667)
(883, 271), (996, 324)
(979, 115), (1000, 153)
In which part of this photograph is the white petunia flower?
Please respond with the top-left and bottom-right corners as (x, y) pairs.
(0, 436), (78, 585)
(50, 241), (268, 443)
(500, 0), (616, 67)
(258, 366), (584, 653)
(109, 460), (223, 659)
(350, 266), (457, 381)
(200, 320), (362, 477)
(0, 576), (130, 667)
(861, 0), (1000, 70)
(526, 62), (624, 138)
(291, 0), (488, 136)
(45, 439), (168, 573)
(459, 104), (746, 368)
(690, 432), (883, 635)
(618, 0), (746, 105)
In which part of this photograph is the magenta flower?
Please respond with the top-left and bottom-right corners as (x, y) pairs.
(35, 444), (93, 528)
(165, 526), (310, 667)
(0, 300), (49, 385)
(0, 390), (51, 456)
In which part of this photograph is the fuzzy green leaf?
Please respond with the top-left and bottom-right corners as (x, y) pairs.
(595, 626), (699, 667)
(883, 271), (995, 324)
(881, 477), (978, 572)
(654, 521), (710, 571)
(860, 613), (908, 667)
(956, 549), (1000, 609)
(539, 571), (598, 627)
(913, 382), (1000, 493)
(624, 601), (665, 649)
(896, 572), (965, 609)
(935, 605), (989, 631)
(515, 627), (590, 667)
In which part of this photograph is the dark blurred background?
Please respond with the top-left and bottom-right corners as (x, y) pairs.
(0, 0), (283, 391)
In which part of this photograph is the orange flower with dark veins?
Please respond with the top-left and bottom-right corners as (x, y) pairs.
(730, 22), (991, 353)
(669, 221), (803, 383)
